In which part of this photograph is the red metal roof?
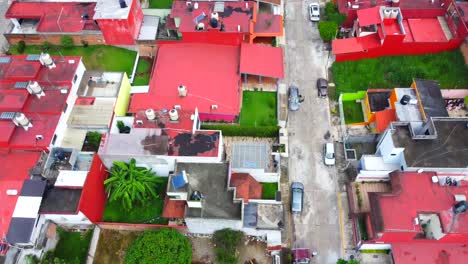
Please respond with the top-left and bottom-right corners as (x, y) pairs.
(0, 151), (41, 241)
(129, 43), (241, 116)
(230, 173), (262, 203)
(392, 242), (468, 264)
(375, 109), (396, 133)
(407, 18), (447, 42)
(171, 1), (254, 33)
(5, 2), (99, 32)
(239, 43), (284, 78)
(376, 171), (468, 236)
(162, 197), (186, 219)
(357, 6), (381, 27)
(332, 33), (382, 55)
(0, 55), (80, 151)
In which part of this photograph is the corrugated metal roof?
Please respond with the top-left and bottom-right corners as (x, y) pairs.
(137, 15), (159, 40)
(25, 54), (41, 61)
(0, 57), (11, 64)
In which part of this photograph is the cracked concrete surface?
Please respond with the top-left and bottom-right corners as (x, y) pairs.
(284, 0), (344, 263)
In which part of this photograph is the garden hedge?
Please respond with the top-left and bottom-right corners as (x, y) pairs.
(201, 124), (279, 138)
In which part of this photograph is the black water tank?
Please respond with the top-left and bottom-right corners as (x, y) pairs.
(210, 18), (218, 28)
(119, 0), (127, 8)
(400, 95), (411, 105)
(453, 200), (468, 214)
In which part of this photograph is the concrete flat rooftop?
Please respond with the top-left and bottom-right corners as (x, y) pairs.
(392, 118), (468, 168)
(177, 162), (242, 220)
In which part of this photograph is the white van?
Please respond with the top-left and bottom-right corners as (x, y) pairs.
(324, 143), (335, 166)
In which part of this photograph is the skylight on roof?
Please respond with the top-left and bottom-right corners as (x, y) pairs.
(25, 54), (41, 61)
(214, 2), (225, 12)
(0, 112), (16, 120)
(0, 57), (11, 64)
(14, 82), (28, 89)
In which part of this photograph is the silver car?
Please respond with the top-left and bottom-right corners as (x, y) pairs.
(289, 86), (302, 111)
(291, 182), (304, 214)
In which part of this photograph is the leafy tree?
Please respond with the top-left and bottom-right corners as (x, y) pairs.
(60, 36), (74, 49)
(337, 259), (360, 264)
(17, 40), (26, 53)
(212, 228), (244, 264)
(124, 229), (191, 264)
(319, 21), (338, 41)
(104, 158), (162, 210)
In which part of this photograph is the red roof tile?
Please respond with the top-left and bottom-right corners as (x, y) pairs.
(5, 2), (99, 33)
(375, 171), (468, 235)
(129, 43), (241, 116)
(240, 43), (284, 78)
(332, 33), (382, 55)
(375, 109), (396, 133)
(162, 196), (185, 218)
(230, 173), (262, 203)
(357, 6), (381, 27)
(392, 242), (468, 264)
(0, 151), (41, 240)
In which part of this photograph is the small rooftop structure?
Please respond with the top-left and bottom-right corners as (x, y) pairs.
(5, 2), (99, 32)
(391, 118), (468, 168)
(77, 71), (123, 97)
(232, 142), (269, 171)
(393, 88), (423, 121)
(413, 79), (449, 120)
(230, 173), (262, 203)
(93, 0), (133, 20)
(176, 162), (242, 220)
(240, 43), (284, 79)
(243, 202), (284, 230)
(138, 15), (159, 41)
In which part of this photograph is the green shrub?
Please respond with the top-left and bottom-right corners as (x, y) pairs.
(17, 40), (26, 53)
(42, 41), (52, 52)
(201, 124), (279, 138)
(319, 21), (338, 41)
(325, 2), (336, 16)
(328, 12), (347, 26)
(125, 229), (191, 264)
(81, 39), (89, 47)
(262, 182), (278, 199)
(84, 131), (102, 149)
(212, 228), (244, 264)
(60, 36), (74, 48)
(24, 255), (39, 264)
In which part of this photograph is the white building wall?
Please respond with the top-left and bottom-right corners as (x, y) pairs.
(376, 130), (404, 164)
(43, 211), (92, 226)
(51, 59), (86, 148)
(359, 243), (392, 250)
(185, 218), (243, 234)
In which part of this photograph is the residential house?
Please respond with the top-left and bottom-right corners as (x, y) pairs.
(4, 0), (152, 46)
(333, 0), (468, 61)
(347, 171), (468, 263)
(164, 162), (283, 251)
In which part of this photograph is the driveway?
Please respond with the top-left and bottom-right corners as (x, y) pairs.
(284, 1), (343, 263)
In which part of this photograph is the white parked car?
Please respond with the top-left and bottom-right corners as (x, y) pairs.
(309, 3), (320, 22)
(324, 143), (335, 166)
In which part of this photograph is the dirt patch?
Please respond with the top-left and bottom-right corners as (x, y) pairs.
(93, 229), (142, 264)
(189, 237), (216, 264)
(190, 236), (272, 264)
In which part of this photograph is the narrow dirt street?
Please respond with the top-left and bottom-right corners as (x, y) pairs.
(284, 1), (343, 263)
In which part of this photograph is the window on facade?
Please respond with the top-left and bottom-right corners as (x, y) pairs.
(51, 134), (57, 145)
(73, 74), (78, 84)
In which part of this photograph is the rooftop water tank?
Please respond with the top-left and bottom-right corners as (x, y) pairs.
(145, 109), (156, 120)
(169, 109), (179, 121)
(178, 85), (187, 97)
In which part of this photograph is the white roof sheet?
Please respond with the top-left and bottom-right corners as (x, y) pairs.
(55, 170), (89, 187)
(12, 196), (43, 218)
(138, 15), (159, 40)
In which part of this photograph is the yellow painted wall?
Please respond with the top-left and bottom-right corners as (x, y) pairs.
(114, 73), (131, 117)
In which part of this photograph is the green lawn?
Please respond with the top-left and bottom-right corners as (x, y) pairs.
(43, 228), (93, 264)
(332, 50), (468, 99)
(261, 182), (278, 200)
(343, 100), (364, 124)
(240, 91), (277, 126)
(102, 177), (169, 224)
(149, 0), (173, 8)
(10, 45), (137, 77)
(133, 58), (153, 86)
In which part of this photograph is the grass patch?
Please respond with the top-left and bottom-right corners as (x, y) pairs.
(342, 101), (364, 124)
(201, 124), (279, 137)
(358, 216), (369, 241)
(361, 249), (390, 254)
(102, 177), (169, 224)
(332, 51), (468, 99)
(149, 0), (173, 8)
(261, 182), (278, 200)
(240, 91), (277, 126)
(132, 58), (152, 86)
(10, 45), (137, 77)
(43, 228), (93, 263)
